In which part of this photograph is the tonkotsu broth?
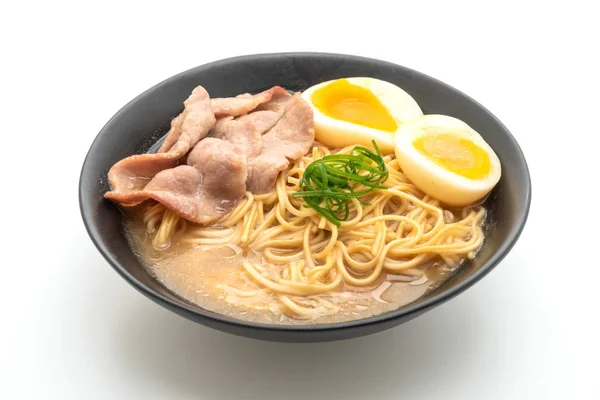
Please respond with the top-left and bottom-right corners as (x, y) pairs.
(124, 208), (464, 325)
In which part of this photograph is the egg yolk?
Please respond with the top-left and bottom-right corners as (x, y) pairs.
(310, 79), (397, 133)
(413, 133), (491, 179)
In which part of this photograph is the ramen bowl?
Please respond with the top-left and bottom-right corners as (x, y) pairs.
(79, 53), (531, 342)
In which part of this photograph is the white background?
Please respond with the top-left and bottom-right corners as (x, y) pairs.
(2, 1), (599, 398)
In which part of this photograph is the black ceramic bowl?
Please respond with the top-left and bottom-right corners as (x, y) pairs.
(80, 53), (531, 342)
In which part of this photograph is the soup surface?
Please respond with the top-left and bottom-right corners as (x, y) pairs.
(125, 208), (473, 325)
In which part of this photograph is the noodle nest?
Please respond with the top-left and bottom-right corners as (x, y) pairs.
(142, 145), (485, 319)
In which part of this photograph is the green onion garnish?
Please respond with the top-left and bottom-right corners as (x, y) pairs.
(292, 140), (388, 226)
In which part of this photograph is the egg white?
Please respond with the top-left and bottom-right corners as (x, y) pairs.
(302, 77), (423, 154)
(393, 114), (502, 207)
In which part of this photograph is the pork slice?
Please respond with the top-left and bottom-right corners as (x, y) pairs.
(157, 113), (183, 153)
(209, 111), (281, 158)
(246, 93), (315, 194)
(105, 138), (247, 225)
(246, 152), (290, 194)
(105, 86), (215, 203)
(211, 86), (288, 118)
(159, 87), (290, 153)
(255, 88), (294, 113)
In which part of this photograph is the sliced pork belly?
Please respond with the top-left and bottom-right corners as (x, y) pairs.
(211, 86), (288, 118)
(210, 110), (282, 158)
(255, 88), (294, 113)
(106, 86), (215, 202)
(106, 138), (247, 225)
(158, 86), (288, 153)
(104, 85), (314, 224)
(246, 93), (314, 193)
(157, 114), (183, 153)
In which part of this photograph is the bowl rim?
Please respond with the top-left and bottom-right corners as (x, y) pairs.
(79, 52), (532, 333)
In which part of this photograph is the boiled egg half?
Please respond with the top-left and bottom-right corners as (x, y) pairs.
(394, 114), (501, 207)
(302, 77), (423, 153)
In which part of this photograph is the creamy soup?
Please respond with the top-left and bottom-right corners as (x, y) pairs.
(125, 208), (468, 325)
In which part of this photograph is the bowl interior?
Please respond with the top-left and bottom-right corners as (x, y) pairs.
(80, 53), (530, 338)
